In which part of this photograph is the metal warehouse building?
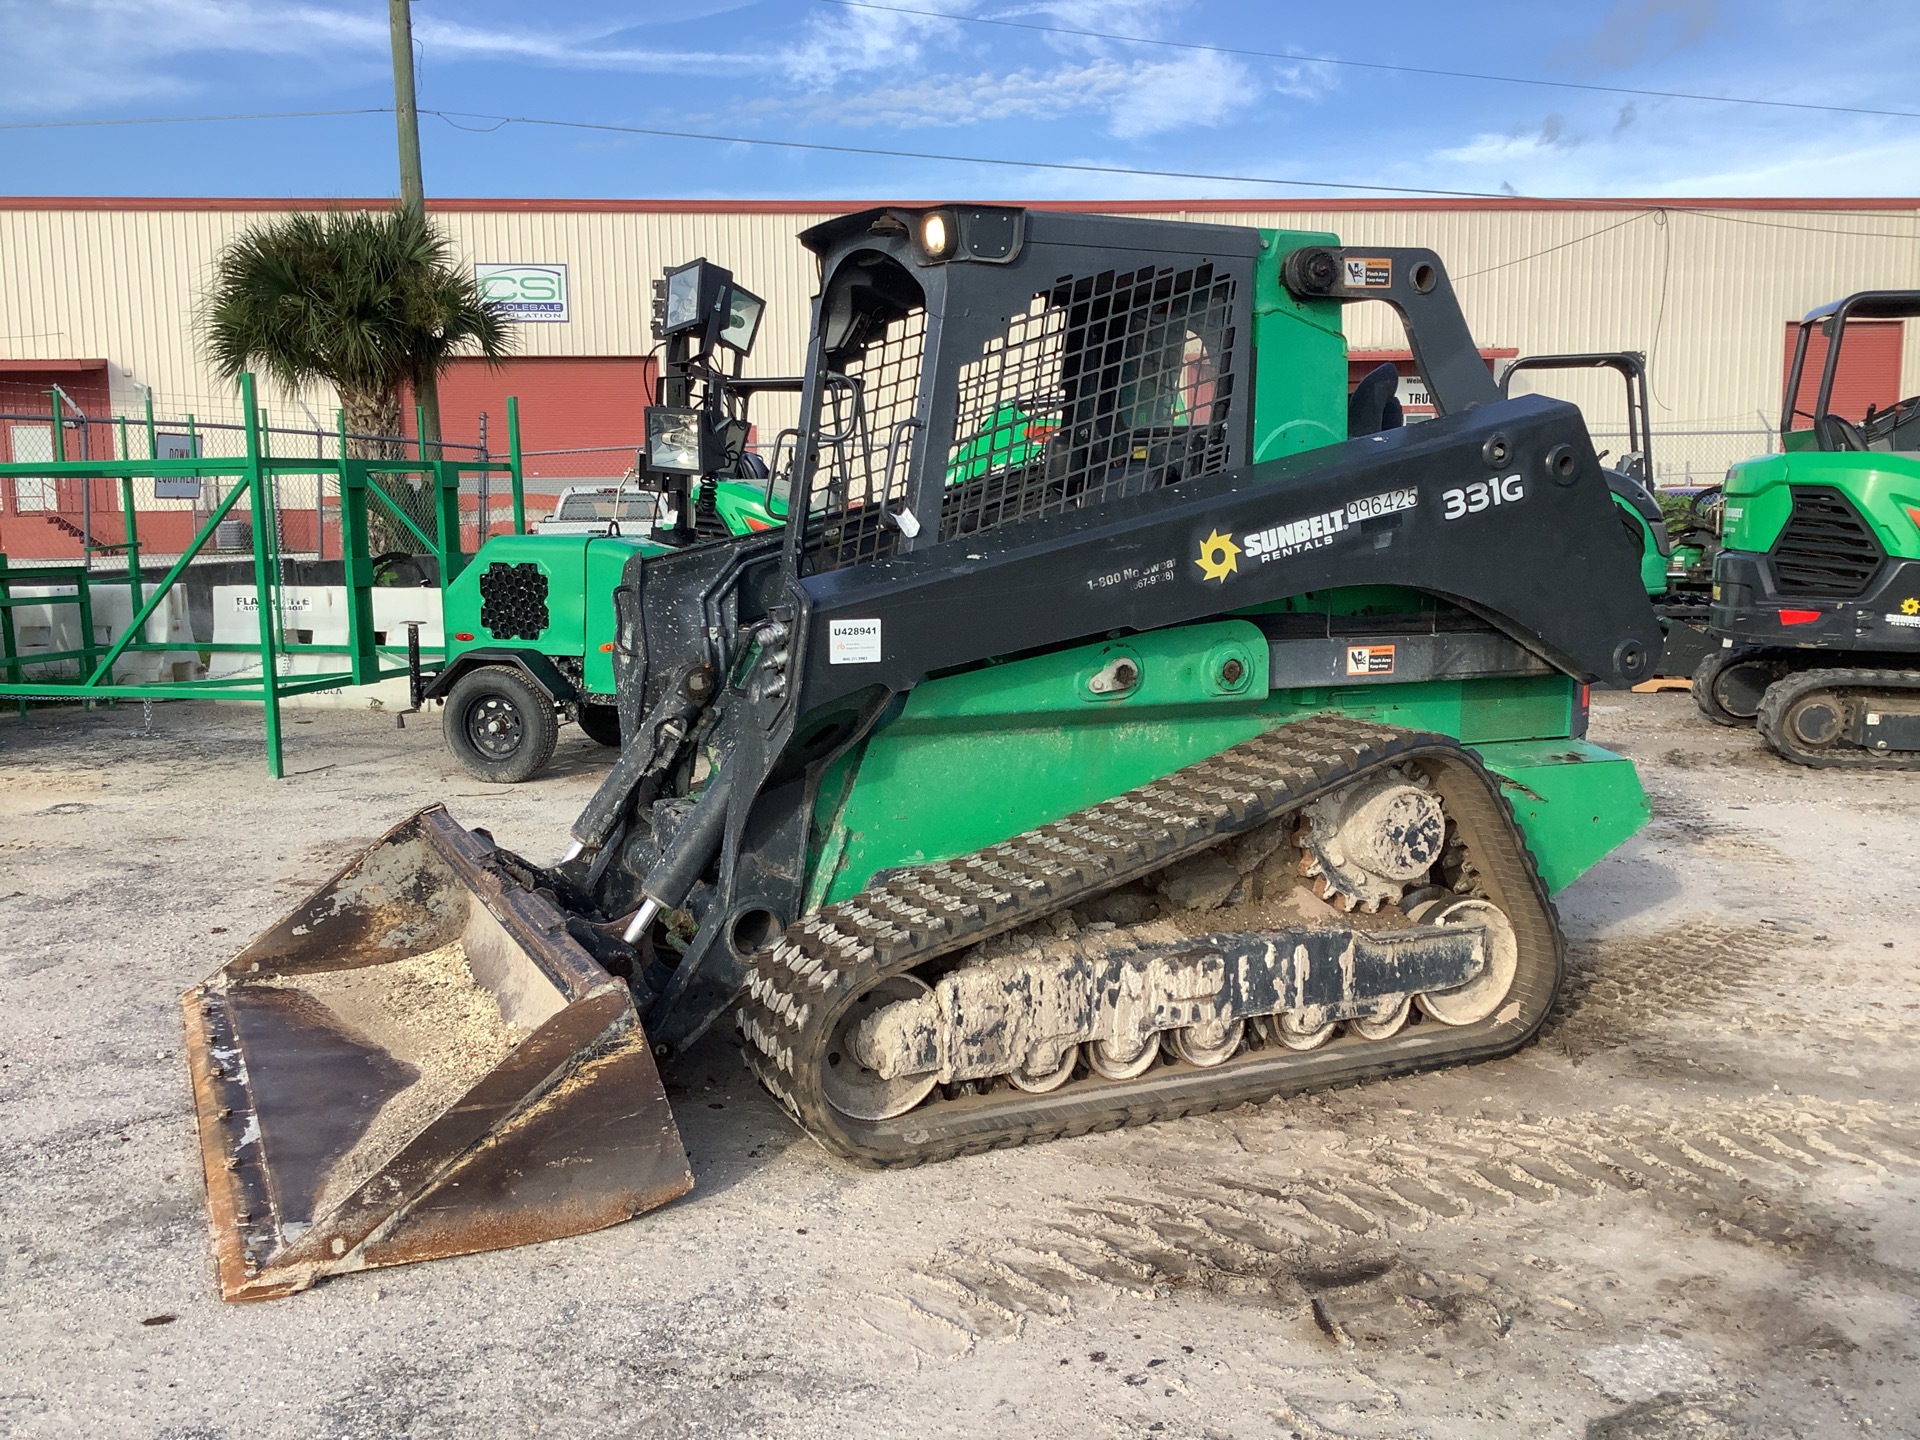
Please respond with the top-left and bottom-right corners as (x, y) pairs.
(2, 194), (1916, 556)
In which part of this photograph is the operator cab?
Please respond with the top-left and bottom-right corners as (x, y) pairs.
(1784, 291), (1920, 454)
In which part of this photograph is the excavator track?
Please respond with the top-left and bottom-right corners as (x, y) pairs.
(738, 715), (1563, 1168)
(1755, 667), (1920, 769)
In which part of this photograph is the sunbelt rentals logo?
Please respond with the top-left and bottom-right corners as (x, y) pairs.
(1195, 529), (1241, 581)
(1193, 488), (1417, 583)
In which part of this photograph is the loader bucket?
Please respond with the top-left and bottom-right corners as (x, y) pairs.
(181, 806), (692, 1302)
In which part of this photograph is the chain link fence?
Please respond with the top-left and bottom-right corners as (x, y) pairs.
(1590, 426), (1775, 491)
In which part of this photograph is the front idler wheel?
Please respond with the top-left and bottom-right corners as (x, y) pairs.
(1413, 897), (1520, 1027)
(1781, 692), (1845, 750)
(443, 665), (560, 784)
(821, 974), (940, 1122)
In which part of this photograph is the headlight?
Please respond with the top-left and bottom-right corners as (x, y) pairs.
(919, 211), (955, 261)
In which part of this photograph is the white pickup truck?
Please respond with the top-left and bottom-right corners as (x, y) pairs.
(534, 484), (668, 537)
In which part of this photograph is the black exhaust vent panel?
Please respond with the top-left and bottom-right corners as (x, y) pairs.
(1770, 485), (1883, 599)
(479, 561), (551, 641)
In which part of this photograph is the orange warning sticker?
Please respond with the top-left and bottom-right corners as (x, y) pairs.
(1345, 643), (1395, 677)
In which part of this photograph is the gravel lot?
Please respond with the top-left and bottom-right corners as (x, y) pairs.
(2, 693), (1917, 1440)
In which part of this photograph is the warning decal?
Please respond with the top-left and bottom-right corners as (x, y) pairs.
(1343, 257), (1393, 289)
(1345, 643), (1395, 677)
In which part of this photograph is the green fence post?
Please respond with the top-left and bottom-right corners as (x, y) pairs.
(258, 407), (284, 653)
(116, 416), (144, 620)
(506, 396), (526, 534)
(433, 458), (464, 584)
(75, 569), (97, 710)
(50, 389), (65, 462)
(143, 389), (158, 461)
(241, 376), (283, 778)
(339, 410), (378, 686)
(0, 556), (22, 718)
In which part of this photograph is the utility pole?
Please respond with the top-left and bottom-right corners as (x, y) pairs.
(389, 0), (442, 460)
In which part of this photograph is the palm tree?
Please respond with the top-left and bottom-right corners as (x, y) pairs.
(201, 206), (514, 551)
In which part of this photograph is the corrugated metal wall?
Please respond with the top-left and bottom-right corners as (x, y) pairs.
(3, 199), (1916, 483)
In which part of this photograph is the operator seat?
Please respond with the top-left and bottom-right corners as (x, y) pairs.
(1347, 362), (1405, 438)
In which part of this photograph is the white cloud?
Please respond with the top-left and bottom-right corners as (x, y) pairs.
(794, 47), (1258, 139)
(0, 0), (761, 113)
(1417, 102), (1920, 199)
(778, 1), (972, 87)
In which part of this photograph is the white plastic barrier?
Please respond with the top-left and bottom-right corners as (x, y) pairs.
(206, 585), (444, 709)
(5, 583), (200, 683)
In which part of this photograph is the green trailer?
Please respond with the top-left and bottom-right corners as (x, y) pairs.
(428, 476), (782, 781)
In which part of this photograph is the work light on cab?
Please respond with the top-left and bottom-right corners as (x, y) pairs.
(919, 211), (955, 261)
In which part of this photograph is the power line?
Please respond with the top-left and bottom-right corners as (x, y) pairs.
(814, 0), (1920, 123)
(419, 107), (1531, 201)
(416, 109), (1920, 234)
(4, 102), (1918, 235)
(1454, 210), (1653, 280)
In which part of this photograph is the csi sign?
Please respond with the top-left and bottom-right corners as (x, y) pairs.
(476, 263), (570, 323)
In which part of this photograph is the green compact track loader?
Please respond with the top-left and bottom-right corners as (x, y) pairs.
(1693, 291), (1920, 766)
(182, 207), (1658, 1300)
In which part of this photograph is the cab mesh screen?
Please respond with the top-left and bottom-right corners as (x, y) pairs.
(940, 262), (1237, 541)
(800, 308), (927, 575)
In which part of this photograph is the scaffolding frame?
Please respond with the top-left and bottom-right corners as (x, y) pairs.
(0, 374), (527, 776)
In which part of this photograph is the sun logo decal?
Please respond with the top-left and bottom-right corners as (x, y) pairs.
(1902, 597), (1919, 616)
(1195, 529), (1241, 582)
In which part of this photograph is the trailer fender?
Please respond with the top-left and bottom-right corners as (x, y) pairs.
(424, 648), (579, 704)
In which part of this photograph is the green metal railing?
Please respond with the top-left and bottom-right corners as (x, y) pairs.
(0, 374), (527, 776)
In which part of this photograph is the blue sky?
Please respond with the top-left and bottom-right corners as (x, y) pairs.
(3, 0), (1917, 200)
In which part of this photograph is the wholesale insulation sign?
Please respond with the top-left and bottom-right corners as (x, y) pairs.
(476, 264), (570, 323)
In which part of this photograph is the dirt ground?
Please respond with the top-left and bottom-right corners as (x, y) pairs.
(1, 693), (1916, 1440)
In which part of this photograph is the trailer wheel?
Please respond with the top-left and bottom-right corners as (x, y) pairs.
(576, 703), (622, 748)
(444, 665), (560, 783)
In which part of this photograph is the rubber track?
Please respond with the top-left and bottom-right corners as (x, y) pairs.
(1756, 666), (1920, 769)
(738, 715), (1562, 1168)
(1690, 647), (1789, 728)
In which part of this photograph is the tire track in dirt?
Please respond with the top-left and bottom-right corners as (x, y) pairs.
(866, 1097), (1920, 1357)
(1641, 786), (1794, 868)
(1546, 917), (1791, 1059)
